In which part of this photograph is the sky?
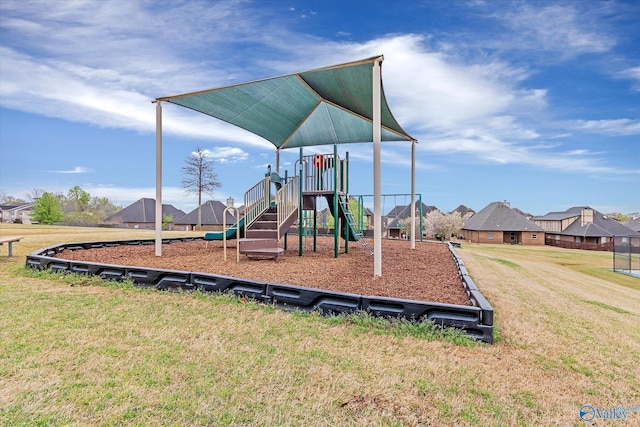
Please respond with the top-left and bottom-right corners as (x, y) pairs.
(1, 0), (639, 217)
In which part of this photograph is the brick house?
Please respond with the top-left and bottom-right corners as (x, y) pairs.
(103, 198), (186, 230)
(451, 204), (475, 220)
(173, 200), (238, 231)
(462, 201), (544, 245)
(624, 216), (640, 233)
(532, 206), (640, 250)
(384, 203), (439, 238)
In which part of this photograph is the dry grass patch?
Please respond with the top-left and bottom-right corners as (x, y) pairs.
(1, 224), (639, 426)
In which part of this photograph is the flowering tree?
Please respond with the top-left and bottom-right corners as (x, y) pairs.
(422, 211), (464, 241)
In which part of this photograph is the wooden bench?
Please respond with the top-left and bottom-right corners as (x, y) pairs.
(0, 236), (23, 257)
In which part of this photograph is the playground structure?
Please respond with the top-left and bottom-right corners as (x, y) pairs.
(153, 56), (423, 277)
(21, 56), (495, 343)
(205, 148), (373, 260)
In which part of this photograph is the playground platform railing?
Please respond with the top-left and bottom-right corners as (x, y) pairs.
(244, 177), (270, 231)
(300, 153), (346, 194)
(276, 175), (300, 239)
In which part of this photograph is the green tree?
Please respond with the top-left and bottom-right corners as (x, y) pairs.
(89, 196), (121, 222)
(321, 197), (366, 231)
(31, 192), (64, 224)
(65, 185), (91, 213)
(64, 211), (99, 224)
(182, 147), (222, 229)
(606, 212), (629, 222)
(348, 198), (369, 230)
(162, 214), (173, 230)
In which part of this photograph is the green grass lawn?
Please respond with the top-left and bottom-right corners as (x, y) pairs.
(1, 224), (639, 426)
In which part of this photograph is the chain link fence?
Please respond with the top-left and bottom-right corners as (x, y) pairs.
(613, 236), (640, 277)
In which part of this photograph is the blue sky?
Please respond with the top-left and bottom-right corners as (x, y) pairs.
(1, 0), (639, 216)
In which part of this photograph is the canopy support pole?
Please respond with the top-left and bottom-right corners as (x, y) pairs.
(333, 143), (339, 258)
(410, 141), (416, 250)
(276, 148), (280, 174)
(298, 147), (304, 256)
(373, 57), (383, 277)
(154, 101), (163, 256)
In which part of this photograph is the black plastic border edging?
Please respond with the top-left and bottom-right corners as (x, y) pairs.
(25, 238), (494, 343)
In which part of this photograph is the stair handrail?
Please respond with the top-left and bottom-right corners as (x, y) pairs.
(244, 177), (270, 233)
(275, 175), (300, 239)
(223, 206), (240, 263)
(338, 194), (374, 255)
(338, 194), (361, 236)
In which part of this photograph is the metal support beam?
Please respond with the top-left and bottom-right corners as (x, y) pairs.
(334, 143), (339, 258)
(411, 141), (416, 250)
(298, 147), (303, 256)
(373, 57), (383, 276)
(155, 101), (163, 256)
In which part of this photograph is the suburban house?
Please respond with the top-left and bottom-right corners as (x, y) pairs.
(103, 198), (186, 230)
(462, 201), (545, 245)
(625, 217), (640, 233)
(532, 206), (640, 250)
(451, 204), (475, 220)
(513, 208), (533, 220)
(0, 203), (34, 224)
(173, 200), (238, 231)
(384, 203), (440, 238)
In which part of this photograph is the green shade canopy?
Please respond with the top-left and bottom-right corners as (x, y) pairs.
(155, 56), (415, 149)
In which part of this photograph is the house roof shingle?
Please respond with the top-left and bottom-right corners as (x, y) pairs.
(384, 203), (439, 229)
(385, 203), (438, 219)
(104, 198), (186, 223)
(0, 203), (33, 212)
(464, 201), (543, 232)
(625, 217), (640, 232)
(533, 206), (640, 238)
(451, 204), (474, 216)
(174, 200), (236, 225)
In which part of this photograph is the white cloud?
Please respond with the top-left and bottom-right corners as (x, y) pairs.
(0, 0), (636, 181)
(574, 119), (640, 136)
(198, 147), (249, 163)
(620, 66), (640, 80)
(618, 66), (640, 91)
(48, 166), (90, 174)
(494, 3), (616, 57)
(566, 149), (597, 156)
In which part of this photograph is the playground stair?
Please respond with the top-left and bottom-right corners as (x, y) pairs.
(336, 194), (374, 256)
(239, 208), (285, 258)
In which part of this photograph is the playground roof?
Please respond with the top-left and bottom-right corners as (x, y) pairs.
(155, 56), (415, 149)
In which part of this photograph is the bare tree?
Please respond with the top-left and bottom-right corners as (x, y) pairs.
(182, 147), (222, 229)
(25, 188), (45, 202)
(0, 193), (27, 204)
